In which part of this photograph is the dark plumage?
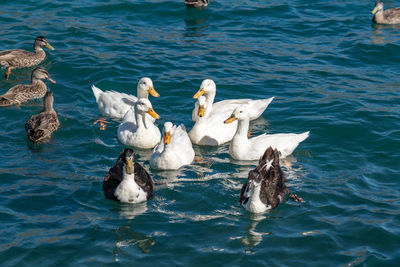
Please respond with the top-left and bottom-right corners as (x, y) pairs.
(103, 148), (154, 202)
(185, 0), (209, 8)
(372, 0), (400, 24)
(25, 91), (60, 143)
(0, 36), (54, 79)
(0, 67), (56, 107)
(239, 147), (303, 213)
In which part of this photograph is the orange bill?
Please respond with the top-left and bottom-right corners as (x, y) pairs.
(224, 115), (237, 124)
(148, 86), (160, 97)
(198, 105), (205, 117)
(147, 108), (160, 119)
(164, 131), (171, 145)
(193, 87), (205, 99)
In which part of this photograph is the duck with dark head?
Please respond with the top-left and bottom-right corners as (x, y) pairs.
(103, 148), (154, 203)
(0, 67), (56, 107)
(0, 36), (54, 80)
(372, 0), (400, 24)
(240, 147), (304, 213)
(25, 91), (59, 143)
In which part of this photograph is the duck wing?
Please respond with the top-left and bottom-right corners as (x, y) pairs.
(103, 157), (124, 201)
(0, 49), (32, 66)
(25, 112), (59, 142)
(239, 181), (250, 205)
(134, 161), (154, 200)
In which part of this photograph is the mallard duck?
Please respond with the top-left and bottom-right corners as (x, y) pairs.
(372, 0), (400, 24)
(103, 148), (154, 203)
(0, 67), (56, 107)
(189, 95), (239, 146)
(240, 147), (304, 213)
(185, 0), (209, 8)
(92, 77), (160, 120)
(192, 79), (274, 122)
(224, 106), (309, 160)
(117, 98), (161, 149)
(150, 122), (195, 170)
(25, 91), (59, 143)
(0, 36), (54, 80)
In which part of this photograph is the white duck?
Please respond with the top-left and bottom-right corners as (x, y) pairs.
(117, 98), (161, 149)
(92, 77), (160, 120)
(192, 79), (274, 122)
(150, 122), (195, 170)
(189, 95), (238, 146)
(224, 106), (310, 160)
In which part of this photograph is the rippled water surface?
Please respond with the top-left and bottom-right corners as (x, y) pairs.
(1, 0), (400, 265)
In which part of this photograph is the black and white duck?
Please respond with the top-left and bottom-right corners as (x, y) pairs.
(372, 0), (400, 24)
(0, 36), (54, 80)
(0, 67), (56, 107)
(103, 148), (154, 203)
(25, 91), (60, 143)
(239, 147), (304, 213)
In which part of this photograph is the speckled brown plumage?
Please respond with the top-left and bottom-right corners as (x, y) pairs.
(0, 36), (54, 69)
(0, 67), (55, 107)
(372, 0), (400, 24)
(25, 91), (59, 143)
(103, 148), (154, 202)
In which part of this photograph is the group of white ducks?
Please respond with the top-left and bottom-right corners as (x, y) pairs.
(92, 78), (310, 168)
(92, 77), (309, 212)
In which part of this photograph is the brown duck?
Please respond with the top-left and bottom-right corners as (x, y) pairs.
(0, 67), (56, 107)
(0, 36), (54, 79)
(25, 91), (60, 143)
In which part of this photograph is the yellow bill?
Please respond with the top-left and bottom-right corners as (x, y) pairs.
(224, 115), (237, 124)
(147, 108), (160, 119)
(148, 86), (160, 97)
(46, 43), (55, 51)
(164, 131), (171, 145)
(125, 157), (134, 175)
(198, 105), (205, 117)
(193, 87), (205, 99)
(371, 7), (378, 14)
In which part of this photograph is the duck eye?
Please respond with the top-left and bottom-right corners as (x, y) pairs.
(240, 111), (243, 113)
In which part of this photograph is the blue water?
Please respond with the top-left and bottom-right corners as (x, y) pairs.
(1, 0), (400, 265)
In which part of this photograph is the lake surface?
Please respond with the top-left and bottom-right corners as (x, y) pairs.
(0, 0), (399, 265)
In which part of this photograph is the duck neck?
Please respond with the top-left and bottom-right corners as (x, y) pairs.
(205, 90), (216, 108)
(134, 108), (147, 129)
(235, 118), (250, 139)
(374, 10), (385, 23)
(123, 171), (136, 183)
(43, 98), (54, 112)
(137, 88), (148, 99)
(34, 44), (45, 54)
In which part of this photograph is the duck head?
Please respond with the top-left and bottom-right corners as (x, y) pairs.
(31, 67), (56, 83)
(163, 122), (173, 145)
(193, 79), (216, 99)
(137, 77), (159, 98)
(135, 98), (160, 119)
(34, 36), (54, 51)
(224, 106), (249, 124)
(121, 148), (135, 175)
(372, 0), (383, 14)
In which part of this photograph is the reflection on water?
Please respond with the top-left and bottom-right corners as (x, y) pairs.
(118, 202), (147, 220)
(241, 213), (273, 251)
(184, 8), (210, 38)
(113, 202), (155, 260)
(371, 23), (400, 45)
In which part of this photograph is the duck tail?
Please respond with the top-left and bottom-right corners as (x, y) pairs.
(91, 85), (103, 103)
(298, 131), (310, 143)
(0, 96), (14, 107)
(28, 129), (45, 143)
